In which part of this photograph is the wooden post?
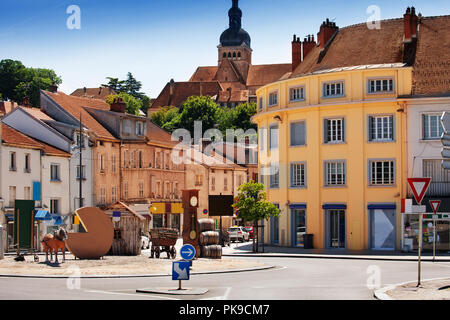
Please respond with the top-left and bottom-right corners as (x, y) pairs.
(16, 209), (20, 256)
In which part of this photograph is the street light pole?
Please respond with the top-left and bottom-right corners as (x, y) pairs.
(79, 113), (83, 210)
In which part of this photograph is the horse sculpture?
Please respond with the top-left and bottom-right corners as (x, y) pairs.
(41, 227), (68, 263)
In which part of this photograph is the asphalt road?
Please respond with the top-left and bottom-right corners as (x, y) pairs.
(0, 256), (449, 300)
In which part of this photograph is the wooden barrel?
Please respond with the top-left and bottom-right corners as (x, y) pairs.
(198, 219), (215, 232)
(199, 231), (220, 246)
(201, 245), (222, 259)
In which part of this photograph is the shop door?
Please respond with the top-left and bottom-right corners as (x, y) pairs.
(370, 209), (395, 250)
(327, 210), (346, 248)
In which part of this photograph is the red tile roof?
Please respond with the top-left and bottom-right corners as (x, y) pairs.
(43, 91), (117, 141)
(71, 87), (116, 101)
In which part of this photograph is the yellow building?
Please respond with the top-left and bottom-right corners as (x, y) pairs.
(252, 10), (430, 251)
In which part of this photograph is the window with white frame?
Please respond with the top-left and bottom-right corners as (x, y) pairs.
(111, 186), (117, 204)
(290, 86), (305, 102)
(369, 160), (395, 186)
(136, 121), (144, 136)
(368, 78), (394, 94)
(324, 118), (345, 144)
(50, 164), (60, 181)
(290, 121), (306, 146)
(323, 81), (345, 98)
(423, 114), (444, 140)
(269, 124), (279, 149)
(368, 115), (394, 141)
(270, 164), (279, 189)
(291, 163), (306, 188)
(123, 119), (132, 135)
(325, 161), (346, 186)
(268, 91), (278, 107)
(77, 165), (86, 180)
(111, 154), (116, 173)
(99, 187), (106, 205)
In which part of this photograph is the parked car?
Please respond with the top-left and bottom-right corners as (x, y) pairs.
(141, 233), (150, 249)
(243, 227), (254, 239)
(228, 226), (249, 242)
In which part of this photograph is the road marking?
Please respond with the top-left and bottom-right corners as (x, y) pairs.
(200, 287), (232, 300)
(84, 289), (180, 300)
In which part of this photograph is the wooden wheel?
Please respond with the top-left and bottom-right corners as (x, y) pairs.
(150, 248), (155, 259)
(155, 247), (160, 259)
(171, 247), (177, 259)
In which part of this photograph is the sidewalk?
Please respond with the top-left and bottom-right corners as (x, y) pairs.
(375, 278), (450, 300)
(222, 241), (450, 262)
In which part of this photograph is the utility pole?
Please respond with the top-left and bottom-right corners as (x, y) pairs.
(79, 113), (83, 209)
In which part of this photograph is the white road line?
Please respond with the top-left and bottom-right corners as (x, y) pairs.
(200, 287), (232, 300)
(84, 289), (180, 300)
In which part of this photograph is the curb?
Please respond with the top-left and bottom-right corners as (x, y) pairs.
(223, 253), (450, 262)
(0, 265), (276, 279)
(373, 277), (450, 300)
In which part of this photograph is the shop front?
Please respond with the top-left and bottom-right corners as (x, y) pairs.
(150, 202), (183, 234)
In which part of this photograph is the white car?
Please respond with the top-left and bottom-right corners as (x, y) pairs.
(228, 226), (249, 243)
(141, 234), (150, 249)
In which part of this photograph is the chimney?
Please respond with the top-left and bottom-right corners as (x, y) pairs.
(110, 97), (126, 113)
(22, 97), (32, 108)
(317, 18), (339, 49)
(303, 34), (316, 60)
(404, 7), (419, 42)
(98, 87), (102, 96)
(201, 138), (212, 154)
(292, 34), (302, 72)
(49, 82), (58, 93)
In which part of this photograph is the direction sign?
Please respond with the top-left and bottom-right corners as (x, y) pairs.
(429, 200), (441, 214)
(180, 244), (196, 261)
(172, 261), (190, 281)
(407, 178), (431, 205)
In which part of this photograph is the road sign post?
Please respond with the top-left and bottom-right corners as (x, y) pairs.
(407, 178), (431, 287)
(172, 261), (190, 291)
(429, 200), (441, 263)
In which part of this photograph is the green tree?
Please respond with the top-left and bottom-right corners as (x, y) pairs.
(233, 181), (281, 252)
(102, 77), (124, 92)
(106, 92), (142, 116)
(178, 96), (225, 137)
(0, 60), (61, 107)
(150, 106), (180, 132)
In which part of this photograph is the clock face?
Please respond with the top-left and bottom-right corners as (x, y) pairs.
(190, 196), (198, 207)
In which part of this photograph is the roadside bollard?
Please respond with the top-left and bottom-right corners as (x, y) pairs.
(0, 225), (4, 260)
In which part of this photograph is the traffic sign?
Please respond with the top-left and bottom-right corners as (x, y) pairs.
(429, 200), (441, 214)
(203, 209), (208, 215)
(407, 178), (431, 205)
(180, 244), (196, 261)
(172, 261), (190, 281)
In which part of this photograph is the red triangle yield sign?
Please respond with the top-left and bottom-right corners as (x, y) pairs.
(407, 178), (431, 205)
(430, 200), (441, 214)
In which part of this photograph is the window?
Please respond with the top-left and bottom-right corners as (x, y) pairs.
(211, 176), (216, 191)
(50, 199), (60, 214)
(238, 175), (243, 186)
(195, 175), (203, 187)
(258, 97), (263, 111)
(325, 161), (346, 186)
(174, 182), (179, 199)
(139, 181), (144, 198)
(109, 154), (115, 173)
(111, 186), (117, 204)
(423, 159), (450, 196)
(268, 91), (278, 107)
(291, 163), (306, 188)
(138, 151), (143, 169)
(123, 119), (132, 135)
(369, 160), (395, 186)
(76, 134), (85, 148)
(99, 187), (106, 205)
(130, 151), (135, 168)
(323, 81), (345, 98)
(99, 154), (106, 173)
(324, 118), (345, 144)
(50, 164), (60, 181)
(124, 182), (129, 199)
(224, 177), (228, 191)
(136, 121), (144, 136)
(369, 115), (394, 141)
(270, 164), (279, 189)
(368, 78), (394, 94)
(9, 186), (16, 207)
(290, 86), (305, 102)
(123, 150), (128, 168)
(77, 165), (86, 180)
(423, 114), (444, 140)
(24, 154), (31, 173)
(259, 127), (266, 151)
(260, 167), (265, 186)
(24, 187), (31, 200)
(290, 121), (306, 146)
(269, 125), (279, 149)
(10, 152), (16, 171)
(156, 181), (161, 198)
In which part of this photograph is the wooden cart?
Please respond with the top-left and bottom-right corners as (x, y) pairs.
(150, 228), (178, 259)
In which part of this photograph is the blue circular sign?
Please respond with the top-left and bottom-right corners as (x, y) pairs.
(180, 244), (196, 261)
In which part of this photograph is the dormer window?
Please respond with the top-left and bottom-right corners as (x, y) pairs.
(323, 81), (345, 98)
(136, 121), (144, 136)
(123, 119), (132, 135)
(368, 78), (394, 94)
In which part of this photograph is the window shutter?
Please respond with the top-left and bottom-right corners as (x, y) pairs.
(323, 119), (328, 144)
(368, 116), (373, 141)
(342, 119), (346, 143)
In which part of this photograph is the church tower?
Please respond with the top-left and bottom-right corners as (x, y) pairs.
(218, 0), (252, 65)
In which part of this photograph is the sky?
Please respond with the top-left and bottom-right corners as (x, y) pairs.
(0, 0), (449, 98)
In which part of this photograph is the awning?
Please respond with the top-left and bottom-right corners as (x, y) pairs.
(150, 203), (183, 214)
(322, 204), (347, 210)
(368, 204), (397, 210)
(35, 210), (52, 221)
(289, 203), (307, 210)
(52, 215), (64, 226)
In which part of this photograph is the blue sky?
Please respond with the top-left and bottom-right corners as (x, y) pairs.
(1, 0), (449, 98)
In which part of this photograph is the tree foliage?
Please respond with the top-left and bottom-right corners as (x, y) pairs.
(150, 106), (180, 132)
(232, 181), (281, 223)
(0, 59), (62, 107)
(106, 92), (142, 116)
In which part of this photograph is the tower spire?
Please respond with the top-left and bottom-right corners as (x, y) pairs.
(228, 0), (242, 30)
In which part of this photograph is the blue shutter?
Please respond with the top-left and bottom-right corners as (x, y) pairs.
(32, 181), (41, 201)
